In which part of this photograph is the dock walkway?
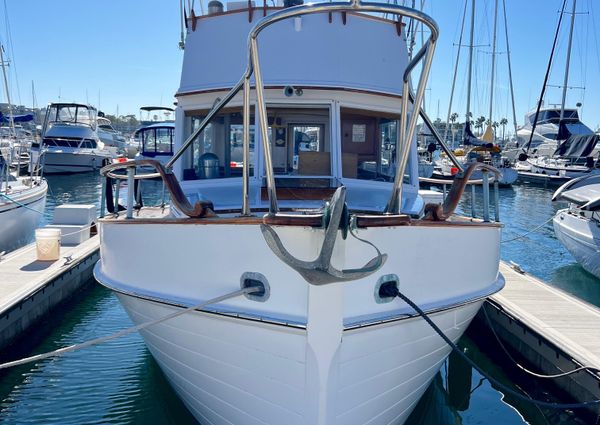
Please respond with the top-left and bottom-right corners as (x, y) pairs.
(0, 236), (100, 351)
(482, 261), (600, 417)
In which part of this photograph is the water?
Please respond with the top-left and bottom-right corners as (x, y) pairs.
(0, 173), (598, 424)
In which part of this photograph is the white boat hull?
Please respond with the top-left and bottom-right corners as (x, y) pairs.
(554, 209), (600, 279)
(0, 180), (48, 252)
(116, 292), (482, 425)
(40, 150), (111, 174)
(96, 217), (502, 424)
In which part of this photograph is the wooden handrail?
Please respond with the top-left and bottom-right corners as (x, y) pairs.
(424, 162), (500, 222)
(100, 159), (215, 219)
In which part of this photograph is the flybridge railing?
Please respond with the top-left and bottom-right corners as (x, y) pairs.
(167, 0), (439, 217)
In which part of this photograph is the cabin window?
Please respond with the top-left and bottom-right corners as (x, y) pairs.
(340, 107), (401, 182)
(184, 109), (256, 180)
(155, 128), (173, 153)
(268, 108), (330, 179)
(142, 129), (157, 153)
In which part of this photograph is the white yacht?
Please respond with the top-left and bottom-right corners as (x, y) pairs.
(553, 174), (600, 279)
(133, 121), (175, 166)
(507, 107), (595, 160)
(0, 143), (47, 253)
(32, 103), (114, 174)
(97, 116), (127, 156)
(94, 2), (504, 424)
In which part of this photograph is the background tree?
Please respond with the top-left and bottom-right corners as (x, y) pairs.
(475, 116), (486, 135)
(500, 118), (508, 143)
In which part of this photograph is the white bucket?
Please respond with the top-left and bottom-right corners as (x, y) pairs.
(35, 228), (61, 261)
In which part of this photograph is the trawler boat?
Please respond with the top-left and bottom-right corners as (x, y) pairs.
(0, 143), (47, 252)
(31, 103), (114, 174)
(553, 174), (600, 279)
(94, 2), (503, 424)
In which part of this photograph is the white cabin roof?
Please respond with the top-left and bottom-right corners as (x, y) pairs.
(178, 9), (409, 96)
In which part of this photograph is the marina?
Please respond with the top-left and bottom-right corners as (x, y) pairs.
(0, 170), (596, 425)
(0, 0), (600, 424)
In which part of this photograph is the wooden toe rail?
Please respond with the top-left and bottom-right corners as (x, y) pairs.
(100, 159), (215, 219)
(354, 214), (411, 228)
(263, 212), (324, 227)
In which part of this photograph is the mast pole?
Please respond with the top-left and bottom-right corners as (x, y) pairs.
(488, 0), (498, 126)
(443, 0), (468, 146)
(560, 0), (576, 121)
(0, 44), (16, 139)
(502, 0), (518, 140)
(465, 0), (475, 123)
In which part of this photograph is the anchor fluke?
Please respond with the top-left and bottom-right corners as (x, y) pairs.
(260, 186), (387, 285)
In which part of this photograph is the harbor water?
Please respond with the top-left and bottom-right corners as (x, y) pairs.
(0, 173), (597, 424)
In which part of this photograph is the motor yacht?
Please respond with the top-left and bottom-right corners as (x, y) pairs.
(31, 103), (114, 174)
(94, 2), (504, 424)
(553, 174), (600, 279)
(504, 107), (595, 161)
(133, 121), (175, 166)
(97, 116), (127, 156)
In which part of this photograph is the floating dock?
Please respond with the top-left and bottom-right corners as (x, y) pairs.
(478, 261), (600, 418)
(0, 236), (99, 351)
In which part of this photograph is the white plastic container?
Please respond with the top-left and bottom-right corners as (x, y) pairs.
(35, 228), (61, 261)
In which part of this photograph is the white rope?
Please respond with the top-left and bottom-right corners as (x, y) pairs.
(500, 215), (555, 244)
(0, 287), (256, 370)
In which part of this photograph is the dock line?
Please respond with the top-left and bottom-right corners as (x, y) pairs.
(500, 215), (554, 244)
(383, 285), (600, 409)
(0, 192), (47, 216)
(0, 286), (259, 370)
(482, 306), (600, 378)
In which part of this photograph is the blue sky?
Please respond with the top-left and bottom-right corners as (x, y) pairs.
(1, 0), (599, 132)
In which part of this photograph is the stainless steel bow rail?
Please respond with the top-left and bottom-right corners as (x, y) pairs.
(165, 0), (439, 217)
(98, 0), (500, 225)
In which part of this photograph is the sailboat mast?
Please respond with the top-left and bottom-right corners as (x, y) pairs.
(465, 0), (475, 122)
(443, 0), (468, 146)
(560, 0), (576, 121)
(0, 44), (16, 139)
(502, 0), (518, 141)
(488, 0), (498, 124)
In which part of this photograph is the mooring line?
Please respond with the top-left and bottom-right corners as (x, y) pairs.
(501, 216), (554, 244)
(389, 287), (600, 409)
(0, 192), (47, 215)
(0, 287), (257, 370)
(482, 305), (600, 378)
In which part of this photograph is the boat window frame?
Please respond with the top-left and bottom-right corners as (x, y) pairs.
(335, 101), (418, 191)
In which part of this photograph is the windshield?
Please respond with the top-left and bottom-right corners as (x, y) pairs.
(48, 105), (96, 127)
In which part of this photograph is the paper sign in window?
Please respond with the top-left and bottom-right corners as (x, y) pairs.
(352, 124), (366, 143)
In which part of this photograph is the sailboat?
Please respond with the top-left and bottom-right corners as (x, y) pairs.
(433, 0), (517, 186)
(94, 1), (504, 424)
(0, 43), (47, 253)
(514, 0), (599, 185)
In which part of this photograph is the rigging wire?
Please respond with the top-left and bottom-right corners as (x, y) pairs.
(524, 0), (569, 153)
(2, 0), (21, 107)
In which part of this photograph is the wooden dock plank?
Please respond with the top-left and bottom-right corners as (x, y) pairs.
(0, 236), (100, 314)
(493, 262), (600, 371)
